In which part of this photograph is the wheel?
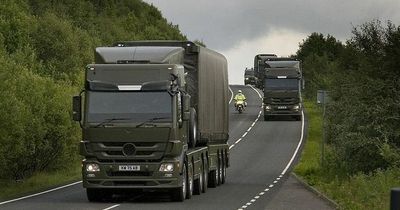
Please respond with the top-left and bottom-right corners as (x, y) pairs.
(86, 188), (112, 202)
(171, 163), (187, 201)
(208, 155), (219, 188)
(194, 160), (204, 195)
(202, 158), (208, 193)
(217, 153), (222, 186)
(188, 108), (198, 147)
(295, 115), (302, 121)
(186, 163), (194, 199)
(221, 152), (226, 184)
(264, 115), (270, 121)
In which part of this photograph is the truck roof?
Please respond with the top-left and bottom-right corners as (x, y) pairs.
(95, 46), (184, 64)
(265, 67), (301, 78)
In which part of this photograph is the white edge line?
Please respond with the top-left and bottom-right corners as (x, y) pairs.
(103, 204), (121, 210)
(281, 110), (305, 175)
(248, 85), (262, 99)
(0, 181), (82, 206)
(229, 86), (234, 104)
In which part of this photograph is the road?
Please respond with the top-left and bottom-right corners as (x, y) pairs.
(0, 85), (305, 210)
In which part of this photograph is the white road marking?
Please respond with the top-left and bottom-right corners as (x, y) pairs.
(229, 86), (234, 104)
(280, 110), (305, 175)
(103, 204), (120, 210)
(0, 181), (82, 206)
(248, 85), (262, 99)
(237, 109), (306, 209)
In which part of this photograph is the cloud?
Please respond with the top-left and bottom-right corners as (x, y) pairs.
(221, 28), (308, 84)
(144, 0), (400, 83)
(145, 0), (400, 51)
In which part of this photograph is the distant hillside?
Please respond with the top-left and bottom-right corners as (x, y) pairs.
(0, 0), (186, 180)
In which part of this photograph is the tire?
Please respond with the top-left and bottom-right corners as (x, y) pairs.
(202, 158), (208, 193)
(86, 188), (112, 202)
(221, 152), (226, 184)
(295, 115), (302, 121)
(217, 154), (222, 186)
(186, 163), (194, 199)
(194, 160), (204, 195)
(188, 108), (198, 148)
(171, 162), (187, 202)
(208, 155), (220, 188)
(264, 115), (270, 121)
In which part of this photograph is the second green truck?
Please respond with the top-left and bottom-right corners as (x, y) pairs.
(254, 55), (303, 121)
(73, 41), (229, 202)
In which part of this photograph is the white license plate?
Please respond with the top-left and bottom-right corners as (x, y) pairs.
(119, 165), (140, 171)
(277, 106), (287, 109)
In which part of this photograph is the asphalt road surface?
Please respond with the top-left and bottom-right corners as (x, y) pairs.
(0, 85), (306, 210)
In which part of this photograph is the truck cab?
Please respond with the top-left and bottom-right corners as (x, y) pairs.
(262, 58), (302, 121)
(244, 68), (256, 85)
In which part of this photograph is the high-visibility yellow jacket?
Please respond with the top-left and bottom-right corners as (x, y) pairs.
(234, 93), (246, 101)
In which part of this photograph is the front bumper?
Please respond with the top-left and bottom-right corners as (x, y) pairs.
(82, 159), (182, 189)
(264, 104), (302, 116)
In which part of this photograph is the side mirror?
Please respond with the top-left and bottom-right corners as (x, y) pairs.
(182, 94), (191, 121)
(182, 94), (191, 112)
(72, 96), (82, 122)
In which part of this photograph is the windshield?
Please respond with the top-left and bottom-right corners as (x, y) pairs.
(264, 79), (299, 90)
(86, 91), (172, 123)
(245, 71), (254, 76)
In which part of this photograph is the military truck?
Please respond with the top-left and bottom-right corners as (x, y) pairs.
(253, 54), (277, 88)
(72, 41), (230, 202)
(244, 68), (256, 85)
(261, 58), (302, 121)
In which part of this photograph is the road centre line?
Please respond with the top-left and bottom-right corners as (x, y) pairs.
(0, 181), (83, 206)
(237, 110), (305, 210)
(103, 204), (120, 210)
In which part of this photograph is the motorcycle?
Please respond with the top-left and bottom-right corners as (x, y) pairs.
(236, 100), (245, 113)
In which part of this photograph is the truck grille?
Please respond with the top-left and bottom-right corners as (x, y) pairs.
(271, 98), (296, 105)
(87, 142), (166, 162)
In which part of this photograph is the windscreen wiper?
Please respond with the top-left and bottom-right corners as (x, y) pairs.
(94, 118), (131, 128)
(135, 117), (170, 128)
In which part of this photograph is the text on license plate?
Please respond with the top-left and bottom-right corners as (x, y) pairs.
(119, 165), (140, 171)
(277, 106), (287, 109)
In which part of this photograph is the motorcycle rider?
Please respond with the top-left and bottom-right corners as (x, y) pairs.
(234, 90), (247, 108)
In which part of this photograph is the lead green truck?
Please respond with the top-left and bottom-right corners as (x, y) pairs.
(72, 41), (230, 202)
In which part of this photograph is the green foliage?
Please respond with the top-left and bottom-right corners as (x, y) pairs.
(0, 0), (186, 182)
(295, 33), (344, 98)
(297, 20), (400, 175)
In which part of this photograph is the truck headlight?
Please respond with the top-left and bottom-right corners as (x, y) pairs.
(159, 163), (174, 172)
(86, 163), (100, 172)
(245, 78), (249, 80)
(265, 105), (271, 110)
(293, 105), (300, 110)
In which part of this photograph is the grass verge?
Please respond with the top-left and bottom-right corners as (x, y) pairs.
(0, 164), (81, 201)
(295, 99), (400, 210)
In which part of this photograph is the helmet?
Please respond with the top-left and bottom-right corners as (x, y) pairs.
(238, 90), (242, 93)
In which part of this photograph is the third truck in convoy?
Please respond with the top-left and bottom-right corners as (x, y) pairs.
(73, 41), (229, 202)
(254, 55), (303, 121)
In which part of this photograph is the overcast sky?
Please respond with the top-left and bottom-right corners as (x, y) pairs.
(144, 0), (400, 84)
